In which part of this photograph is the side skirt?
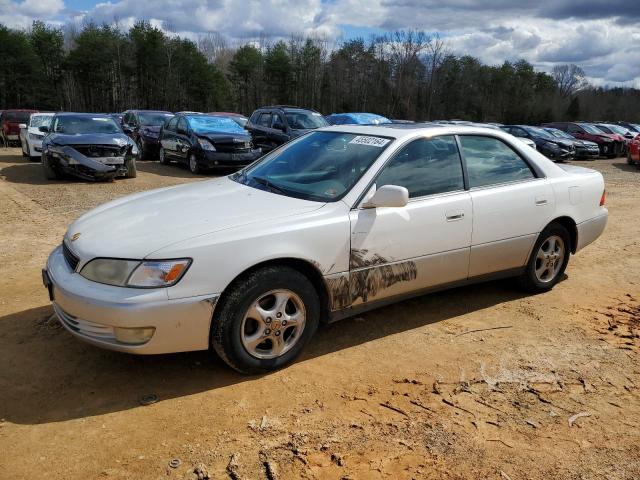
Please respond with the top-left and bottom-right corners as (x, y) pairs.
(327, 267), (525, 323)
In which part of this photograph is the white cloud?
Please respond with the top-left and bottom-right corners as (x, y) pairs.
(2, 0), (640, 86)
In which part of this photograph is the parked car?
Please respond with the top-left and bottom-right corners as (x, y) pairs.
(43, 124), (607, 373)
(207, 112), (248, 128)
(595, 123), (635, 140)
(326, 112), (392, 125)
(627, 135), (640, 168)
(542, 127), (599, 160)
(615, 121), (640, 133)
(40, 113), (138, 181)
(121, 110), (174, 160)
(1, 109), (38, 146)
(500, 125), (574, 161)
(542, 122), (621, 158)
(246, 105), (328, 153)
(19, 112), (54, 160)
(158, 113), (261, 174)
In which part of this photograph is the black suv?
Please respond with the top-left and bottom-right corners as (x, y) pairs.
(121, 110), (174, 159)
(246, 106), (328, 153)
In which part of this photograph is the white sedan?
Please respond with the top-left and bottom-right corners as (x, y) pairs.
(20, 112), (54, 159)
(43, 124), (608, 373)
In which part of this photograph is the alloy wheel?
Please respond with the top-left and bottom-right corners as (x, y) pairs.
(240, 289), (306, 359)
(535, 235), (565, 283)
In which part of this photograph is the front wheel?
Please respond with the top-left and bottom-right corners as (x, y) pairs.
(518, 223), (570, 293)
(42, 154), (60, 180)
(159, 147), (169, 165)
(189, 153), (202, 174)
(210, 266), (320, 374)
(628, 150), (634, 165)
(124, 157), (137, 178)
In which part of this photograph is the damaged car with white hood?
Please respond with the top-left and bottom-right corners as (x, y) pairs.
(40, 112), (139, 181)
(43, 124), (608, 373)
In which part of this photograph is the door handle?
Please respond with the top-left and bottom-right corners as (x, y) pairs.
(535, 197), (548, 206)
(445, 210), (465, 221)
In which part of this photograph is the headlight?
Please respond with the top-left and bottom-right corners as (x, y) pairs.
(29, 133), (44, 141)
(80, 258), (190, 287)
(198, 138), (216, 151)
(546, 142), (560, 150)
(127, 259), (191, 287)
(130, 143), (139, 155)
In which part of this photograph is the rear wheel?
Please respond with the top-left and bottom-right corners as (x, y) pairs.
(628, 150), (634, 165)
(210, 266), (320, 374)
(518, 223), (570, 293)
(42, 154), (60, 180)
(189, 153), (202, 174)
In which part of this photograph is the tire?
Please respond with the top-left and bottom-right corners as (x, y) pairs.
(137, 140), (146, 160)
(124, 157), (137, 178)
(210, 266), (321, 374)
(42, 154), (59, 180)
(189, 153), (202, 174)
(628, 151), (634, 165)
(159, 147), (169, 165)
(517, 223), (571, 293)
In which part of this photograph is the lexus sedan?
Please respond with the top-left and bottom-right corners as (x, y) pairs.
(43, 125), (608, 373)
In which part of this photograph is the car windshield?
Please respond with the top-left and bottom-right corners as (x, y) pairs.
(544, 128), (569, 139)
(581, 124), (605, 134)
(53, 116), (122, 134)
(524, 126), (554, 140)
(603, 124), (628, 135)
(233, 131), (392, 202)
(187, 115), (246, 134)
(347, 113), (392, 125)
(138, 112), (173, 126)
(30, 115), (52, 128)
(284, 111), (328, 129)
(5, 111), (33, 123)
(228, 116), (247, 128)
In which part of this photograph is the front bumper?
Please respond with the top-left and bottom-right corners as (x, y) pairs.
(200, 148), (262, 168)
(44, 245), (218, 354)
(47, 146), (133, 181)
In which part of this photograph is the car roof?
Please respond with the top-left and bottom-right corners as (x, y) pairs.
(317, 123), (509, 140)
(129, 109), (173, 114)
(54, 112), (111, 117)
(208, 112), (245, 117)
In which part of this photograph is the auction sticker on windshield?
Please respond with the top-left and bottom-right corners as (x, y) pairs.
(349, 136), (391, 147)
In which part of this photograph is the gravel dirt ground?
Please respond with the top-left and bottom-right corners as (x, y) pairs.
(0, 147), (639, 480)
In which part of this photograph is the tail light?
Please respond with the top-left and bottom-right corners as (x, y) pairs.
(600, 189), (606, 206)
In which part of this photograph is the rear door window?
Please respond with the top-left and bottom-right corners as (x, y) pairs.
(459, 135), (535, 188)
(258, 113), (273, 127)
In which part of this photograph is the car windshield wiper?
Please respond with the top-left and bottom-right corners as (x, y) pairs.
(250, 176), (288, 195)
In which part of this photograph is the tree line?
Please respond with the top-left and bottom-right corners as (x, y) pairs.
(1, 20), (639, 124)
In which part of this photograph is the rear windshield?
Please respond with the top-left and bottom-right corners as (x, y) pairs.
(52, 116), (122, 134)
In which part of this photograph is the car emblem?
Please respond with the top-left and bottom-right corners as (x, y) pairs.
(71, 233), (81, 241)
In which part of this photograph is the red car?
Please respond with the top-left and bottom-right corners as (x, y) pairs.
(627, 136), (640, 168)
(1, 109), (38, 146)
(542, 121), (624, 158)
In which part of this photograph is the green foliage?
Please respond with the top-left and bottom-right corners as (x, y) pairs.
(1, 22), (640, 123)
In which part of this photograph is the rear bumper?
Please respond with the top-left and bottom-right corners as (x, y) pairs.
(44, 245), (218, 354)
(576, 212), (608, 252)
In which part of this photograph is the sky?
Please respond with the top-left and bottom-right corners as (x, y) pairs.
(3, 0), (640, 87)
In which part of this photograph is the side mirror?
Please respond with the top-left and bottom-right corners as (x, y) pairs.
(362, 185), (409, 209)
(19, 123), (27, 129)
(38, 125), (49, 133)
(177, 128), (187, 135)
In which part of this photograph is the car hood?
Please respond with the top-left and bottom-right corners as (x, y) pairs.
(48, 133), (132, 147)
(196, 132), (251, 143)
(65, 176), (325, 260)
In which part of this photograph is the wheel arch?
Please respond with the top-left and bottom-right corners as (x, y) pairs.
(211, 257), (331, 330)
(546, 216), (578, 254)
